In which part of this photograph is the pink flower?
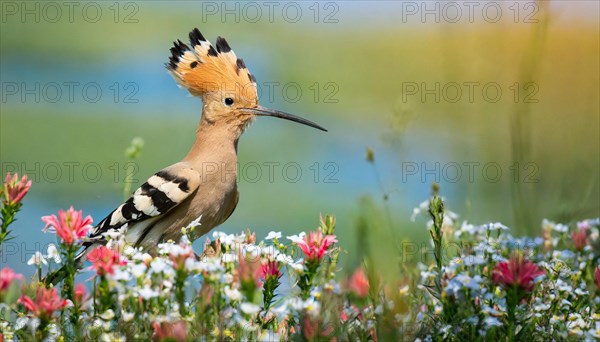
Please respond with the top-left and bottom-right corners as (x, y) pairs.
(595, 267), (600, 290)
(87, 246), (126, 276)
(74, 283), (88, 304)
(348, 267), (369, 298)
(296, 230), (337, 262)
(492, 253), (545, 292)
(3, 172), (31, 206)
(260, 260), (282, 280)
(237, 252), (261, 288)
(18, 287), (67, 320)
(152, 320), (188, 341)
(42, 206), (93, 245)
(571, 227), (588, 251)
(0, 267), (23, 295)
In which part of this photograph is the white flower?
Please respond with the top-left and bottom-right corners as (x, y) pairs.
(184, 258), (203, 272)
(27, 252), (47, 266)
(102, 229), (123, 241)
(224, 286), (242, 301)
(275, 252), (294, 264)
(197, 258), (224, 273)
(265, 231), (282, 240)
(100, 309), (115, 321)
(122, 312), (135, 322)
(222, 253), (237, 263)
(150, 258), (169, 273)
(240, 303), (261, 315)
(220, 273), (234, 284)
(138, 286), (159, 300)
(130, 263), (147, 278)
(213, 232), (236, 246)
(288, 260), (305, 273)
(286, 232), (306, 244)
(112, 268), (130, 281)
(410, 200), (429, 221)
(462, 255), (486, 266)
(46, 244), (61, 263)
(486, 222), (509, 231)
(186, 215), (202, 229)
(543, 219), (569, 233)
(15, 317), (29, 330)
(399, 285), (410, 296)
(304, 298), (321, 317)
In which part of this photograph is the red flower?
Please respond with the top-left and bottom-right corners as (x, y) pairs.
(571, 227), (588, 251)
(0, 267), (22, 295)
(18, 287), (67, 320)
(260, 260), (282, 280)
(42, 206), (93, 245)
(152, 321), (188, 341)
(87, 246), (126, 276)
(2, 172), (31, 206)
(348, 267), (370, 298)
(296, 230), (337, 262)
(492, 253), (545, 292)
(595, 267), (600, 290)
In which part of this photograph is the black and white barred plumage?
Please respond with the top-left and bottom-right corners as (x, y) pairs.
(88, 170), (193, 244)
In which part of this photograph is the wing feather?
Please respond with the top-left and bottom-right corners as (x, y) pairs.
(87, 167), (199, 242)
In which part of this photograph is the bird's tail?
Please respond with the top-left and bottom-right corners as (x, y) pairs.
(44, 246), (89, 286)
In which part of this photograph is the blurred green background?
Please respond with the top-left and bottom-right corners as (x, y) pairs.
(1, 1), (598, 277)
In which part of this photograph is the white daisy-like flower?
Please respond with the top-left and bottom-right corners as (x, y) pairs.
(27, 251), (47, 266)
(304, 298), (321, 317)
(265, 231), (282, 240)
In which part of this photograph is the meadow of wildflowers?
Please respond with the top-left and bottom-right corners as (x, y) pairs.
(0, 172), (599, 341)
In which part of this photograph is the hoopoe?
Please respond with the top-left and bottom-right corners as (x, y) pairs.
(46, 28), (326, 285)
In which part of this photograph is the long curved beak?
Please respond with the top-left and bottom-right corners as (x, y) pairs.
(240, 106), (327, 132)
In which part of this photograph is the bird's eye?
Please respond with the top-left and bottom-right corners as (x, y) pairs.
(224, 97), (234, 106)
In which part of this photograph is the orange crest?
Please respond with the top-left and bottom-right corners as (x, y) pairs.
(166, 28), (257, 102)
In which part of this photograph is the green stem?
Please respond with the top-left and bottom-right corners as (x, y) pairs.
(0, 202), (20, 251)
(175, 268), (187, 316)
(64, 244), (80, 336)
(506, 288), (519, 341)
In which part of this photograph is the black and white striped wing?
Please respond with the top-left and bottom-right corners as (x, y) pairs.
(87, 169), (198, 243)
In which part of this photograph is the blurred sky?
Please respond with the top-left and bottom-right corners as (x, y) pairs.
(1, 1), (599, 276)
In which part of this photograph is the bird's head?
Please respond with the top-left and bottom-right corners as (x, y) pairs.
(167, 28), (327, 133)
